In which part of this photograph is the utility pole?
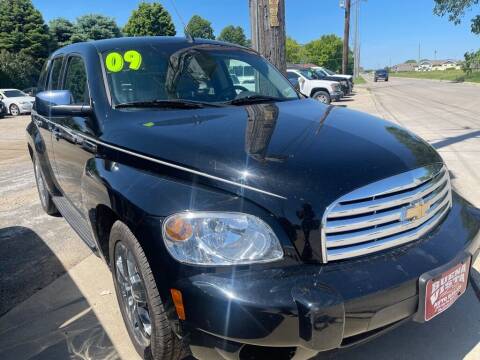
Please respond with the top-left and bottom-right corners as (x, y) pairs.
(249, 0), (286, 73)
(341, 0), (351, 74)
(418, 42), (421, 63)
(353, 0), (360, 77)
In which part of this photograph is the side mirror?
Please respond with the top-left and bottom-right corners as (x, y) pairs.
(35, 90), (92, 117)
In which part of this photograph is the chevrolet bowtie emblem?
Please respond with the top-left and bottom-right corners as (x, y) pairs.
(405, 201), (430, 221)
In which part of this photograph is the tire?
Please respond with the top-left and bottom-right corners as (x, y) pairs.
(385, 78), (389, 82)
(374, 78), (378, 82)
(109, 221), (185, 360)
(33, 156), (59, 216)
(9, 104), (20, 116)
(312, 91), (331, 104)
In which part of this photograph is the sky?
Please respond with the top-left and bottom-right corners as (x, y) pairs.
(32, 0), (480, 69)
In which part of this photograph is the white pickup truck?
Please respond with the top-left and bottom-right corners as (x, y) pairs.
(287, 68), (343, 104)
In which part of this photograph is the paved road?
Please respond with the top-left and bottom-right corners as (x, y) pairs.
(0, 116), (90, 316)
(1, 78), (479, 360)
(360, 76), (480, 207)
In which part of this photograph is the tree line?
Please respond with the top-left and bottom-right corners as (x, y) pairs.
(286, 35), (353, 73)
(0, 0), (357, 89)
(0, 0), (251, 89)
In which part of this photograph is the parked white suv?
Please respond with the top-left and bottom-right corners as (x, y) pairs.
(287, 68), (343, 104)
(313, 66), (353, 82)
(0, 89), (35, 116)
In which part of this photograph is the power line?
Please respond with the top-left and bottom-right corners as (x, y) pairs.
(168, 0), (187, 33)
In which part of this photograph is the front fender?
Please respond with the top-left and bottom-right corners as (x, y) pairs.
(81, 157), (293, 333)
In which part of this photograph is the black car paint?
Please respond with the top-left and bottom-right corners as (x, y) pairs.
(26, 37), (480, 359)
(0, 100), (6, 117)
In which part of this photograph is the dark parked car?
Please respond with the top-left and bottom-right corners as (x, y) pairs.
(27, 37), (480, 360)
(310, 67), (352, 94)
(374, 69), (389, 82)
(0, 100), (6, 118)
(22, 87), (38, 96)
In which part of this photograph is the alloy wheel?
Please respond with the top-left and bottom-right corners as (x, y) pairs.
(115, 241), (152, 346)
(10, 104), (19, 116)
(316, 94), (329, 103)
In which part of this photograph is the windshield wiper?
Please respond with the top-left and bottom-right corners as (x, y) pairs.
(227, 95), (290, 106)
(115, 99), (225, 109)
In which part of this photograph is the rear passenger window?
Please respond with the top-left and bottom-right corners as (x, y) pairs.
(47, 57), (63, 90)
(63, 57), (89, 105)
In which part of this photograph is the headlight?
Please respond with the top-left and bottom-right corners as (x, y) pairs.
(333, 84), (340, 91)
(162, 212), (283, 265)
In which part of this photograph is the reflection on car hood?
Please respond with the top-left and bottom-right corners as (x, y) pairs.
(103, 99), (441, 211)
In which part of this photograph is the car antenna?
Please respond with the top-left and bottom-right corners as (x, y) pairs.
(168, 0), (194, 43)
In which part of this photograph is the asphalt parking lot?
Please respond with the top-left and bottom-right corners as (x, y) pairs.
(1, 77), (479, 360)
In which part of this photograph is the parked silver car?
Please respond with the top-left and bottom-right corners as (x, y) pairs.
(0, 89), (35, 116)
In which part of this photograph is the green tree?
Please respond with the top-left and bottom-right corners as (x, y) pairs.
(0, 0), (51, 67)
(434, 0), (480, 34)
(0, 50), (39, 88)
(217, 25), (247, 46)
(49, 18), (75, 49)
(462, 50), (480, 74)
(286, 37), (308, 64)
(123, 2), (176, 36)
(186, 15), (214, 39)
(304, 34), (344, 72)
(71, 14), (121, 42)
(405, 59), (417, 63)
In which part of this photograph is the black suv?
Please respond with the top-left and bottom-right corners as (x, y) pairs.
(374, 69), (389, 82)
(27, 37), (479, 360)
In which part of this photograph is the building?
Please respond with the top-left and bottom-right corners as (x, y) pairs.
(392, 63), (417, 72)
(417, 60), (461, 71)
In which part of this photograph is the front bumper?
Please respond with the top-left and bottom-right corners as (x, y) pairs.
(175, 193), (480, 359)
(331, 91), (343, 101)
(19, 103), (33, 113)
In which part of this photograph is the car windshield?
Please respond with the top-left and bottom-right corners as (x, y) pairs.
(324, 68), (336, 75)
(3, 90), (27, 98)
(102, 44), (299, 107)
(313, 69), (327, 77)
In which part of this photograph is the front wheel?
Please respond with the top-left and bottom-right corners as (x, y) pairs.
(9, 104), (20, 116)
(312, 91), (331, 104)
(109, 221), (185, 360)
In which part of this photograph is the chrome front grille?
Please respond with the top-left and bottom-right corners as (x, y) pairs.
(322, 164), (452, 262)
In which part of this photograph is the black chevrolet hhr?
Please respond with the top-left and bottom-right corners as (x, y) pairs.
(27, 37), (479, 360)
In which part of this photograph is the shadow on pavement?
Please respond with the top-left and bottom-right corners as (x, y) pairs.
(0, 226), (119, 360)
(0, 226), (66, 315)
(432, 130), (480, 150)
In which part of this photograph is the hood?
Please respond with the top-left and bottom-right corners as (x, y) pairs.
(332, 74), (352, 80)
(102, 99), (441, 261)
(104, 99), (441, 210)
